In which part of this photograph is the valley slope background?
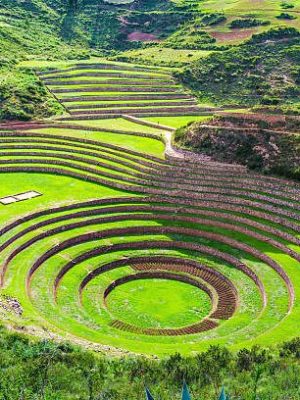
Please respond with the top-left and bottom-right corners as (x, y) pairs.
(1, 0), (300, 120)
(0, 1), (300, 399)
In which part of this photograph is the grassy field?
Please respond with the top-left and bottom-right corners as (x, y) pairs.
(113, 48), (214, 66)
(29, 126), (165, 156)
(105, 278), (212, 328)
(175, 0), (296, 47)
(143, 116), (213, 128)
(61, 118), (165, 134)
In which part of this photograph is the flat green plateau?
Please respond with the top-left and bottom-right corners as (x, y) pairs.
(106, 279), (212, 329)
(143, 116), (212, 128)
(114, 48), (215, 65)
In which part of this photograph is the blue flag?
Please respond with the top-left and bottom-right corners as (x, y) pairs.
(145, 387), (155, 400)
(218, 387), (227, 400)
(182, 381), (192, 400)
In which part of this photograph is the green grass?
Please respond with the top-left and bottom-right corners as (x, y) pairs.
(3, 212), (291, 354)
(61, 118), (165, 134)
(57, 91), (179, 98)
(19, 58), (173, 73)
(1, 164), (299, 355)
(42, 70), (172, 79)
(46, 77), (173, 84)
(66, 99), (193, 106)
(29, 126), (165, 157)
(51, 84), (180, 90)
(0, 173), (123, 227)
(113, 48), (214, 66)
(143, 115), (213, 128)
(105, 278), (212, 328)
(69, 105), (197, 112)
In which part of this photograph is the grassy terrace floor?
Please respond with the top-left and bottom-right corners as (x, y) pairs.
(28, 126), (165, 156)
(0, 60), (299, 357)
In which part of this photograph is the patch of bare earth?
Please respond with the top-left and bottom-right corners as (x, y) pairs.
(127, 31), (160, 42)
(211, 29), (256, 43)
(0, 295), (23, 316)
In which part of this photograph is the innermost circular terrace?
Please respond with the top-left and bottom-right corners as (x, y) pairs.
(105, 275), (212, 330)
(103, 271), (216, 335)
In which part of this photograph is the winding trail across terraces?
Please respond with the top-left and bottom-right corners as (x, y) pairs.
(0, 61), (299, 356)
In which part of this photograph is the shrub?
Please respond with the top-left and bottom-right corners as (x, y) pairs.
(229, 18), (270, 29)
(281, 2), (295, 8)
(201, 13), (226, 26)
(276, 12), (296, 20)
(249, 27), (300, 43)
(280, 338), (300, 358)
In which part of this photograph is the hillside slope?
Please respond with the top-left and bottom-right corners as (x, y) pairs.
(1, 1), (300, 121)
(0, 0), (90, 121)
(175, 113), (300, 180)
(0, 0), (90, 65)
(0, 0), (193, 120)
(178, 28), (300, 107)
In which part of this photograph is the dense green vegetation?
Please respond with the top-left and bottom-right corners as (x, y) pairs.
(0, 325), (300, 399)
(0, 68), (63, 120)
(163, 26), (217, 50)
(0, 0), (89, 121)
(162, 13), (227, 50)
(229, 18), (270, 29)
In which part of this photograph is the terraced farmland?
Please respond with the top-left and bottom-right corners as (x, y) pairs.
(37, 62), (212, 120)
(0, 61), (299, 357)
